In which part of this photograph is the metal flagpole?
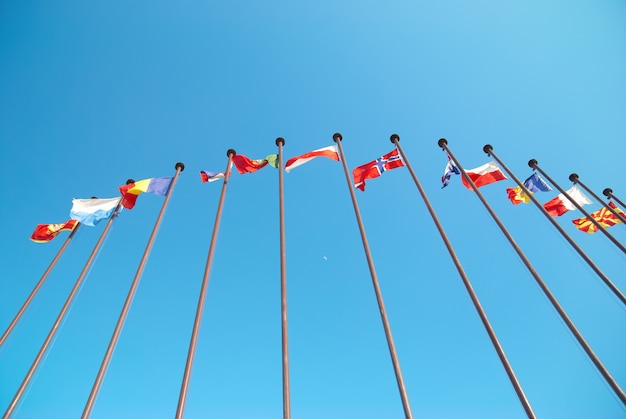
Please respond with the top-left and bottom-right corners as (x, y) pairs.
(175, 152), (234, 418)
(276, 138), (291, 419)
(570, 174), (626, 226)
(440, 139), (626, 406)
(604, 188), (626, 210)
(528, 161), (626, 254)
(83, 162), (185, 418)
(391, 135), (536, 418)
(3, 203), (122, 419)
(0, 223), (81, 348)
(333, 133), (414, 419)
(485, 148), (625, 306)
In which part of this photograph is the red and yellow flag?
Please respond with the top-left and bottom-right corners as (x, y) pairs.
(572, 202), (625, 234)
(30, 220), (78, 243)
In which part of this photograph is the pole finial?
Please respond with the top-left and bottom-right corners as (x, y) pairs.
(483, 144), (493, 155)
(438, 138), (448, 148)
(603, 188), (613, 198)
(528, 159), (538, 169)
(333, 133), (342, 143)
(569, 173), (579, 183)
(390, 134), (400, 143)
(227, 149), (236, 157)
(175, 162), (185, 172)
(275, 137), (285, 146)
(90, 196), (98, 199)
(126, 179), (135, 185)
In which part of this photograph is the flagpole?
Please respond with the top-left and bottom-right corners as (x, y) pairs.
(570, 174), (626, 225)
(333, 133), (413, 419)
(440, 139), (626, 405)
(392, 135), (536, 418)
(3, 204), (122, 419)
(276, 138), (291, 419)
(484, 147), (625, 306)
(83, 162), (185, 418)
(603, 188), (626, 210)
(528, 161), (626, 254)
(175, 152), (234, 418)
(0, 223), (81, 348)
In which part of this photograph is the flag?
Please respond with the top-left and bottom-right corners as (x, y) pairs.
(461, 161), (507, 189)
(200, 171), (225, 183)
(119, 177), (172, 209)
(31, 219), (78, 243)
(543, 185), (593, 216)
(572, 202), (625, 233)
(70, 197), (121, 226)
(441, 156), (460, 188)
(353, 149), (404, 191)
(232, 154), (278, 174)
(506, 173), (552, 204)
(285, 145), (340, 173)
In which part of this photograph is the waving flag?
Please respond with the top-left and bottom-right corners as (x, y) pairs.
(572, 202), (625, 233)
(441, 156), (460, 188)
(200, 171), (225, 183)
(119, 177), (172, 209)
(506, 173), (552, 204)
(543, 185), (592, 216)
(70, 197), (121, 226)
(285, 145), (339, 172)
(232, 154), (278, 174)
(461, 161), (507, 189)
(31, 219), (78, 243)
(353, 149), (404, 191)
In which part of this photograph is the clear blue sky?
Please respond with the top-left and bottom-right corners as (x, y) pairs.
(1, 1), (625, 418)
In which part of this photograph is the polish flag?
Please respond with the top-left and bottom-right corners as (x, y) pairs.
(543, 185), (593, 216)
(461, 161), (507, 189)
(285, 145), (339, 172)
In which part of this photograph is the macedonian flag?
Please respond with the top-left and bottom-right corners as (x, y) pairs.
(30, 219), (78, 243)
(572, 202), (625, 234)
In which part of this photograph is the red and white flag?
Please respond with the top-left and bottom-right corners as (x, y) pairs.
(461, 161), (507, 189)
(543, 185), (593, 216)
(285, 145), (339, 172)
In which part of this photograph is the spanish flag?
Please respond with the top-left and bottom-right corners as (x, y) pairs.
(30, 220), (78, 243)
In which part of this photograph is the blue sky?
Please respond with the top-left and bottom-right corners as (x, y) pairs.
(1, 1), (625, 418)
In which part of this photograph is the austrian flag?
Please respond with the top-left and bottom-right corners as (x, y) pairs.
(353, 149), (405, 191)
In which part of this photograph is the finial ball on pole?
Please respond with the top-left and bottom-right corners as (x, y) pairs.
(390, 134), (400, 143)
(528, 159), (538, 168)
(569, 173), (579, 183)
(603, 188), (613, 198)
(275, 137), (285, 146)
(126, 179), (135, 185)
(175, 162), (185, 172)
(437, 138), (448, 148)
(227, 149), (236, 157)
(483, 144), (493, 154)
(333, 133), (342, 142)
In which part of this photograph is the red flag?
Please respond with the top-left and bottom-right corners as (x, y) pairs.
(461, 161), (507, 189)
(232, 154), (278, 174)
(352, 149), (404, 191)
(30, 220), (78, 243)
(572, 202), (625, 233)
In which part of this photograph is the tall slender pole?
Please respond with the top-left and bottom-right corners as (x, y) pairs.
(528, 162), (626, 254)
(440, 139), (626, 406)
(604, 188), (626, 210)
(83, 163), (185, 418)
(276, 138), (291, 419)
(175, 152), (234, 418)
(0, 224), (81, 348)
(485, 148), (625, 305)
(333, 133), (413, 419)
(570, 174), (626, 224)
(391, 135), (535, 418)
(4, 204), (121, 419)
